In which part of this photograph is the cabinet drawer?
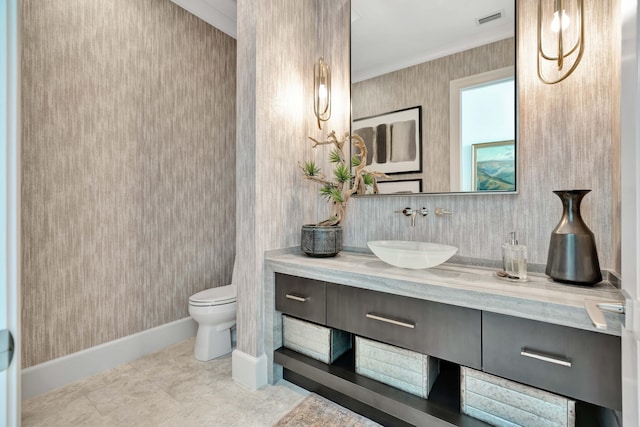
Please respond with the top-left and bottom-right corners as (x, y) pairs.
(275, 273), (326, 324)
(326, 283), (481, 369)
(482, 312), (621, 410)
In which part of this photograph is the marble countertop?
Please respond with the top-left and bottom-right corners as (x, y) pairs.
(265, 250), (625, 336)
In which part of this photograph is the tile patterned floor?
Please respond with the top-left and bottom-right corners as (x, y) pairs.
(22, 338), (310, 427)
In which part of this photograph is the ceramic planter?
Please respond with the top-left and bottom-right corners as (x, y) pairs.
(300, 224), (343, 257)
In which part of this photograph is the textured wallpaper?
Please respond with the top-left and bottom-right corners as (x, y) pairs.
(21, 0), (237, 367)
(344, 0), (621, 271)
(236, 0), (620, 362)
(352, 39), (515, 193)
(22, 0), (620, 370)
(235, 0), (350, 357)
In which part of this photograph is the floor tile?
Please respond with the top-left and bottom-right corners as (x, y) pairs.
(22, 395), (110, 427)
(21, 338), (359, 427)
(21, 341), (295, 426)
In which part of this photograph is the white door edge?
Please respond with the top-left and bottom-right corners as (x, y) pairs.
(621, 0), (640, 425)
(1, 0), (21, 426)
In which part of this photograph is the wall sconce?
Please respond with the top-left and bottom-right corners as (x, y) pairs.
(314, 56), (331, 129)
(537, 0), (584, 84)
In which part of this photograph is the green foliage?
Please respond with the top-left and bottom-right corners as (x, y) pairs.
(328, 149), (342, 164)
(333, 164), (351, 183)
(300, 132), (383, 225)
(319, 185), (344, 203)
(319, 184), (335, 198)
(327, 187), (345, 203)
(302, 161), (321, 177)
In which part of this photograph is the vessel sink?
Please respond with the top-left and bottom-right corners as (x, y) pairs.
(367, 240), (458, 269)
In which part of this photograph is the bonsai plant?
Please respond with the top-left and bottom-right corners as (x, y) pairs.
(298, 130), (386, 257)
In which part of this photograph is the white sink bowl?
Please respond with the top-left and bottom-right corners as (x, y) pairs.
(367, 240), (458, 269)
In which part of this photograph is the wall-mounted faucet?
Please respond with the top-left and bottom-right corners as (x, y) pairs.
(397, 207), (429, 226)
(434, 207), (452, 217)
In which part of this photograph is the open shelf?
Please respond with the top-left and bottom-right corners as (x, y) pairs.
(273, 272), (621, 427)
(275, 347), (620, 427)
(275, 347), (490, 427)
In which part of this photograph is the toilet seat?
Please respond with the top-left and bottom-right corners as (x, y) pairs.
(189, 284), (236, 307)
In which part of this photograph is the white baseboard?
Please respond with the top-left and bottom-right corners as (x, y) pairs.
(22, 317), (198, 400)
(231, 349), (268, 390)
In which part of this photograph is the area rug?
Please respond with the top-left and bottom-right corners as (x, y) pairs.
(273, 394), (382, 427)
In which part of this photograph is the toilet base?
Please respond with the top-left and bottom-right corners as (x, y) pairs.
(194, 326), (232, 361)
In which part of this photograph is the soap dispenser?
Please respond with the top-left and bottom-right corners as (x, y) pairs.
(502, 232), (527, 280)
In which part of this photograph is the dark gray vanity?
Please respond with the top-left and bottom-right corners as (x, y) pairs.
(325, 283), (482, 370)
(266, 251), (624, 426)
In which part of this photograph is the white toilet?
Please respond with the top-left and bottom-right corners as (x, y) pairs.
(188, 283), (237, 361)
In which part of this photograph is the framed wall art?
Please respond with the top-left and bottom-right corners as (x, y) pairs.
(376, 179), (423, 194)
(352, 106), (422, 175)
(471, 140), (515, 191)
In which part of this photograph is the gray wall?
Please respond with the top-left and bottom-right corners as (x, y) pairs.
(22, 0), (620, 370)
(21, 0), (237, 367)
(352, 38), (515, 193)
(235, 0), (350, 357)
(235, 0), (620, 361)
(344, 0), (620, 271)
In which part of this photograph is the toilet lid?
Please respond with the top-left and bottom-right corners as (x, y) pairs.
(189, 284), (236, 306)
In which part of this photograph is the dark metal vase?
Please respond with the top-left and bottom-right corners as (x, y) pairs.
(546, 190), (602, 285)
(301, 225), (343, 257)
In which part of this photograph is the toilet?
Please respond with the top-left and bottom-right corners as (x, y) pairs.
(188, 283), (237, 361)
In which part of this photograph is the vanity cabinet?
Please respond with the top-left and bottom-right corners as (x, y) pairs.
(483, 312), (622, 411)
(273, 272), (622, 426)
(326, 283), (482, 369)
(275, 274), (326, 324)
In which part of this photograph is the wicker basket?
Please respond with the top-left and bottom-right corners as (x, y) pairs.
(282, 315), (351, 364)
(461, 367), (575, 427)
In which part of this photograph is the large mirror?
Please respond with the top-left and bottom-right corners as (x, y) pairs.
(351, 0), (517, 194)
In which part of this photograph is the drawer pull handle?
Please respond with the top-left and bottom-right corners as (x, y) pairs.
(520, 348), (572, 367)
(285, 294), (308, 302)
(366, 313), (415, 329)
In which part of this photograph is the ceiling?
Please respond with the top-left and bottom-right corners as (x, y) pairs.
(170, 0), (237, 38)
(351, 0), (515, 82)
(171, 0), (515, 83)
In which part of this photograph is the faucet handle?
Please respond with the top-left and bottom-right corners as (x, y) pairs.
(435, 207), (452, 216)
(417, 207), (429, 217)
(400, 207), (414, 217)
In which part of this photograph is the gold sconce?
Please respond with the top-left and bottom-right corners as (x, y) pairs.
(314, 56), (331, 129)
(314, 0), (331, 129)
(537, 0), (584, 84)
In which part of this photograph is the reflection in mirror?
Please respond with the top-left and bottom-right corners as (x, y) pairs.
(351, 0), (517, 194)
(450, 67), (515, 191)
